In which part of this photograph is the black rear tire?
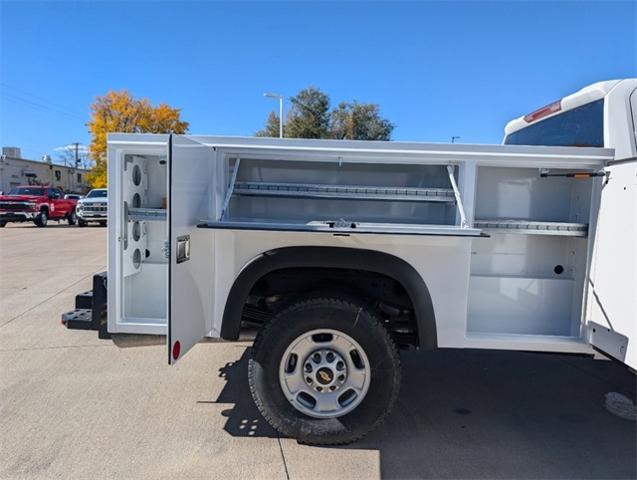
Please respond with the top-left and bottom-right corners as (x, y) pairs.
(249, 296), (400, 445)
(34, 209), (48, 227)
(0, 221), (6, 228)
(67, 210), (77, 225)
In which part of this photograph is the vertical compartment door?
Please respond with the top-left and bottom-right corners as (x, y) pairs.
(168, 135), (215, 364)
(586, 161), (637, 369)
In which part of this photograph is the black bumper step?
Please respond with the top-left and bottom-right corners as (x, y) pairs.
(75, 290), (93, 309)
(61, 309), (93, 329)
(62, 271), (110, 339)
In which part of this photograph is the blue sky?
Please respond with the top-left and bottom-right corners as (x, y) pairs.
(1, 1), (635, 161)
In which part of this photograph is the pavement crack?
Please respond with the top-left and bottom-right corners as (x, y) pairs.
(276, 432), (291, 480)
(0, 268), (104, 329)
(0, 344), (114, 352)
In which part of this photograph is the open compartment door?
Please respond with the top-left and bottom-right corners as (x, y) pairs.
(586, 161), (637, 370)
(168, 135), (216, 364)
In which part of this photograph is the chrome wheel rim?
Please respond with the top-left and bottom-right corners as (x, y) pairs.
(279, 329), (371, 418)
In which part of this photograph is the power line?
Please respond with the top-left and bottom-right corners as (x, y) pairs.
(1, 83), (86, 121)
(2, 82), (86, 118)
(2, 93), (85, 121)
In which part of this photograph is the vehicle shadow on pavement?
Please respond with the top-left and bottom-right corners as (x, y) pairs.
(213, 350), (279, 439)
(213, 348), (636, 479)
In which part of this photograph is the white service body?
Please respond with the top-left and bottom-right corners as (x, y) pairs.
(107, 79), (637, 371)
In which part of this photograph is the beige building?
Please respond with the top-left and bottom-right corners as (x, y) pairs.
(0, 147), (90, 195)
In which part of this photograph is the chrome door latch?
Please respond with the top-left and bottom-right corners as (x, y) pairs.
(176, 235), (190, 264)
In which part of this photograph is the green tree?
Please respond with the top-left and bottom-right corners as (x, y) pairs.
(255, 111), (281, 137)
(330, 101), (394, 141)
(256, 87), (394, 141)
(285, 87), (331, 139)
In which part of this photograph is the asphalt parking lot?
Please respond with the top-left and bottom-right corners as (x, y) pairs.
(0, 222), (635, 480)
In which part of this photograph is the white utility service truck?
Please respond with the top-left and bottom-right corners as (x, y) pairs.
(70, 79), (636, 445)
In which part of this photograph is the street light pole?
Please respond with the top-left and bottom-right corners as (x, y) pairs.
(263, 92), (283, 138)
(278, 96), (283, 138)
(451, 136), (461, 144)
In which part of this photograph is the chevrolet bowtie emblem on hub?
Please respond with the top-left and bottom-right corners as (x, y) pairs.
(317, 368), (333, 384)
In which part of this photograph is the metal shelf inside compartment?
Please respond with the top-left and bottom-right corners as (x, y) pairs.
(233, 181), (456, 203)
(473, 219), (588, 237)
(128, 208), (166, 222)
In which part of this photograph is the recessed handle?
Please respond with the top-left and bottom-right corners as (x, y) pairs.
(176, 235), (190, 264)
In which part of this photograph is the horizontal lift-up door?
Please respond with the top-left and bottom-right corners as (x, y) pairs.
(168, 136), (215, 364)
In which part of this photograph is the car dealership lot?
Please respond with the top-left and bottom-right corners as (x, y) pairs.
(0, 223), (635, 480)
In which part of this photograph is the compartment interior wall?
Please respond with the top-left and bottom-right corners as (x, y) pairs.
(229, 196), (456, 225)
(129, 154), (167, 209)
(121, 154), (168, 324)
(123, 263), (167, 319)
(226, 158), (457, 225)
(468, 166), (593, 338)
(468, 235), (588, 337)
(470, 234), (587, 279)
(475, 166), (592, 223)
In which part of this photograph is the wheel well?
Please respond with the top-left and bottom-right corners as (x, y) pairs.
(244, 267), (419, 348)
(40, 205), (48, 213)
(220, 247), (437, 350)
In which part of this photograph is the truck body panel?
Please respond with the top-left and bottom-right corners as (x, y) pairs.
(104, 79), (636, 372)
(106, 134), (625, 363)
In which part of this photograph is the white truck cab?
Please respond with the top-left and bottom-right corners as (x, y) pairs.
(504, 79), (637, 158)
(102, 79), (636, 445)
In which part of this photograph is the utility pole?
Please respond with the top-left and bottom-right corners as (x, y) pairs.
(71, 142), (80, 168)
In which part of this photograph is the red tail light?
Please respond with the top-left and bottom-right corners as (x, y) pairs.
(523, 100), (562, 123)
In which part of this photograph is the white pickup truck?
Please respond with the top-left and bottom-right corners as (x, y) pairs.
(90, 79), (635, 445)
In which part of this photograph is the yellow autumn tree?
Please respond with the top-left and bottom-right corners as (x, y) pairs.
(86, 91), (189, 187)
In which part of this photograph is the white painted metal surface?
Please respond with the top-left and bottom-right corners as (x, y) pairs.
(168, 136), (216, 364)
(107, 132), (616, 364)
(105, 79), (637, 369)
(468, 276), (575, 336)
(585, 160), (637, 369)
(107, 134), (169, 336)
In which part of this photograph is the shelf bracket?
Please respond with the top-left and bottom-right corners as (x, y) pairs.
(446, 165), (468, 228)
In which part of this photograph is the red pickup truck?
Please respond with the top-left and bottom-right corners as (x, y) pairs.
(0, 185), (78, 228)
